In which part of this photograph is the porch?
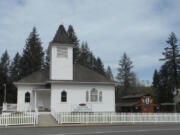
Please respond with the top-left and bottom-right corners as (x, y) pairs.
(31, 88), (51, 112)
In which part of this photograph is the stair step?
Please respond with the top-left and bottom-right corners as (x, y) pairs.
(38, 114), (59, 126)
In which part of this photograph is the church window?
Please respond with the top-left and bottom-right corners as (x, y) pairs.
(25, 92), (30, 103)
(61, 91), (67, 102)
(90, 88), (98, 102)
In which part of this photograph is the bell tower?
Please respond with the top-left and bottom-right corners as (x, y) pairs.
(50, 25), (73, 80)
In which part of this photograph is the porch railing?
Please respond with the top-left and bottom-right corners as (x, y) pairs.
(3, 103), (17, 111)
(51, 112), (180, 124)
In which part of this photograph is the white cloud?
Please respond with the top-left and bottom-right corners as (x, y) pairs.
(0, 0), (180, 81)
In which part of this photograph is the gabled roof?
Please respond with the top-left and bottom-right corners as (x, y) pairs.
(52, 25), (73, 44)
(15, 64), (114, 84)
(14, 69), (49, 84)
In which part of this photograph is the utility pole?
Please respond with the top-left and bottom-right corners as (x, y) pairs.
(4, 84), (6, 103)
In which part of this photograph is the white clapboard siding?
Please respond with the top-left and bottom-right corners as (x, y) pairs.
(0, 112), (38, 126)
(51, 111), (180, 124)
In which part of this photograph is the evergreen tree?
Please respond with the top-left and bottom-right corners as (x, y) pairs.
(78, 41), (106, 76)
(158, 62), (174, 103)
(0, 51), (10, 105)
(10, 52), (21, 81)
(152, 69), (160, 89)
(160, 32), (180, 94)
(152, 69), (160, 101)
(105, 66), (114, 81)
(20, 27), (44, 78)
(96, 57), (105, 76)
(67, 25), (80, 64)
(116, 53), (135, 96)
(43, 46), (50, 70)
(79, 41), (90, 67)
(86, 51), (95, 70)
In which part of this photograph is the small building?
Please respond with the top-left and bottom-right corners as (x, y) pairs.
(12, 25), (115, 113)
(116, 94), (160, 113)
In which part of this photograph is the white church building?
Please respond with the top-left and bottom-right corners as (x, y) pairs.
(14, 25), (115, 113)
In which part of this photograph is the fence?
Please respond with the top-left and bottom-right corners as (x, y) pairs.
(0, 112), (38, 126)
(52, 111), (180, 124)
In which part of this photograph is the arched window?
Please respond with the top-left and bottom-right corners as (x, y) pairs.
(90, 88), (98, 102)
(99, 91), (102, 102)
(86, 91), (89, 102)
(25, 92), (30, 103)
(61, 91), (67, 102)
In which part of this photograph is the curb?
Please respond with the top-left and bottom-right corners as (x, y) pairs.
(0, 123), (178, 129)
(0, 123), (132, 129)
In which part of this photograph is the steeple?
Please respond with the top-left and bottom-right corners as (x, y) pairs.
(50, 24), (73, 80)
(52, 25), (73, 44)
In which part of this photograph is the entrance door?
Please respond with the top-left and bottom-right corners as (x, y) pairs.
(37, 91), (51, 111)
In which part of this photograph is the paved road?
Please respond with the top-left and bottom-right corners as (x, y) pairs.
(0, 124), (180, 135)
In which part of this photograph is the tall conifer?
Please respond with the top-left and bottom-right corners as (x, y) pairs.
(20, 27), (44, 77)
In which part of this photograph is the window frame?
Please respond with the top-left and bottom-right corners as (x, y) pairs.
(61, 91), (67, 102)
(25, 92), (30, 103)
(90, 88), (98, 102)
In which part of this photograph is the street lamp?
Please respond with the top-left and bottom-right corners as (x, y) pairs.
(3, 84), (6, 103)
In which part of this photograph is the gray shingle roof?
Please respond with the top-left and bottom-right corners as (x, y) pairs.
(14, 69), (49, 84)
(15, 64), (114, 84)
(52, 25), (73, 44)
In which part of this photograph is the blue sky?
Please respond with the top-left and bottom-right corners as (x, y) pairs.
(0, 0), (180, 83)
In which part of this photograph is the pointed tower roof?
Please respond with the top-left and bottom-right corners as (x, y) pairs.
(52, 25), (73, 44)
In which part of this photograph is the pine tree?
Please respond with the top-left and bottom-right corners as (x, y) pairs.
(20, 27), (44, 78)
(105, 66), (114, 81)
(152, 69), (160, 88)
(79, 41), (90, 67)
(116, 53), (135, 96)
(0, 51), (10, 105)
(43, 46), (50, 70)
(152, 69), (160, 100)
(79, 41), (106, 76)
(67, 25), (80, 64)
(158, 62), (174, 103)
(160, 32), (180, 94)
(96, 57), (105, 76)
(10, 52), (21, 81)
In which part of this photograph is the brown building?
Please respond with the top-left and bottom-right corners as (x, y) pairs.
(116, 94), (160, 113)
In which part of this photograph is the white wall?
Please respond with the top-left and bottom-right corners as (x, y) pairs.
(17, 85), (50, 112)
(51, 83), (115, 112)
(17, 85), (34, 111)
(50, 45), (73, 80)
(17, 83), (115, 112)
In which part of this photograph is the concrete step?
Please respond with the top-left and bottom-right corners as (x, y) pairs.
(38, 114), (59, 126)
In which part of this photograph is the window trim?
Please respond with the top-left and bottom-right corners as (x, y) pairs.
(90, 88), (98, 102)
(25, 92), (30, 103)
(86, 89), (103, 103)
(61, 91), (67, 102)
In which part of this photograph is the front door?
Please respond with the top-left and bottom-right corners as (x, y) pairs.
(36, 91), (51, 111)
